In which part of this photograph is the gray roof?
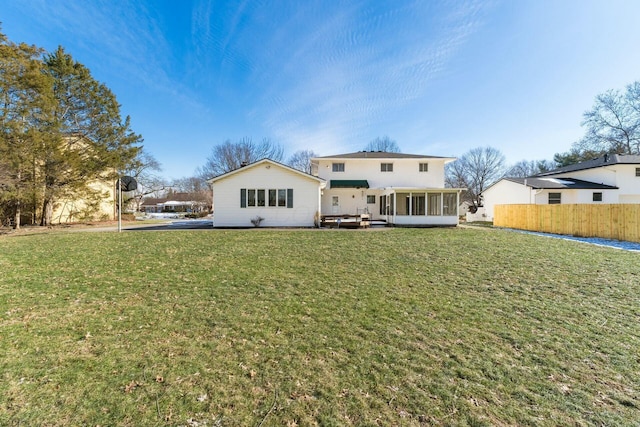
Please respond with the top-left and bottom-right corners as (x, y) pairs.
(504, 177), (618, 190)
(535, 154), (640, 176)
(313, 151), (452, 160)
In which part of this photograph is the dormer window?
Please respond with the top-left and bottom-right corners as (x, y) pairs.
(332, 163), (345, 172)
(381, 163), (393, 172)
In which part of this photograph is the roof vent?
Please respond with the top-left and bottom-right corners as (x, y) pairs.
(240, 161), (248, 167)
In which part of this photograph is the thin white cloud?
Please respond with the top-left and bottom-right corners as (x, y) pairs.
(238, 0), (491, 152)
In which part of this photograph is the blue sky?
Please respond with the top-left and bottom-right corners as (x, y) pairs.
(3, 0), (640, 179)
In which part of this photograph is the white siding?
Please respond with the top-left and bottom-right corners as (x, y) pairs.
(316, 158), (446, 188)
(483, 181), (623, 221)
(552, 165), (639, 203)
(320, 189), (377, 217)
(316, 157), (450, 221)
(211, 162), (322, 227)
(482, 180), (533, 221)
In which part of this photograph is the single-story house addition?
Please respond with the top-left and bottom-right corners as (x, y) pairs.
(208, 159), (326, 227)
(477, 154), (640, 222)
(478, 177), (619, 222)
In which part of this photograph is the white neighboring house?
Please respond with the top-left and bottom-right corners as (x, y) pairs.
(479, 154), (640, 222)
(208, 159), (326, 228)
(311, 151), (463, 226)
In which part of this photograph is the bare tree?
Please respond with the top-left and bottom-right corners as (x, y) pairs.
(287, 149), (318, 174)
(575, 82), (640, 155)
(505, 159), (556, 177)
(197, 137), (284, 179)
(363, 136), (401, 153)
(627, 81), (640, 115)
(446, 147), (506, 207)
(166, 176), (212, 213)
(123, 150), (167, 212)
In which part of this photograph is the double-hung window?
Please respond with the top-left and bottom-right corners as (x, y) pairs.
(548, 193), (561, 204)
(380, 163), (393, 172)
(332, 163), (345, 172)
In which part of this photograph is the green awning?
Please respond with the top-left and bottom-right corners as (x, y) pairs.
(330, 180), (370, 189)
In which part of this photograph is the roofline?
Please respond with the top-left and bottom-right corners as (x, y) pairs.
(311, 153), (456, 162)
(536, 154), (640, 176)
(485, 177), (619, 192)
(208, 158), (326, 184)
(379, 187), (467, 191)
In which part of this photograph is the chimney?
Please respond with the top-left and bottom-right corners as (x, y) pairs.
(240, 161), (248, 167)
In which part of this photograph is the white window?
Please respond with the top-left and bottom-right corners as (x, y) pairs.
(381, 163), (393, 172)
(366, 195), (375, 204)
(278, 189), (286, 207)
(332, 163), (345, 172)
(548, 193), (561, 204)
(419, 163), (428, 172)
(636, 167), (640, 177)
(593, 192), (603, 202)
(241, 188), (293, 208)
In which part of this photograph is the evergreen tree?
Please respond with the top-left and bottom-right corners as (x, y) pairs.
(0, 31), (55, 228)
(1, 30), (144, 227)
(39, 47), (142, 225)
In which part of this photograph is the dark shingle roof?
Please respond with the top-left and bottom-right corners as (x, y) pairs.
(313, 151), (452, 159)
(504, 177), (618, 190)
(535, 154), (640, 176)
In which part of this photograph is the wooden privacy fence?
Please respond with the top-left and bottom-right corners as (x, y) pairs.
(494, 204), (640, 243)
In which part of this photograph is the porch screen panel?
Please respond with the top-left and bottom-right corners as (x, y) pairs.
(287, 189), (293, 208)
(240, 189), (246, 208)
(412, 194), (425, 215)
(397, 193), (409, 215)
(443, 193), (457, 216)
(257, 189), (265, 206)
(427, 193), (441, 216)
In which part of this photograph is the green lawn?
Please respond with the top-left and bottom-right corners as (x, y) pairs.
(1, 228), (639, 426)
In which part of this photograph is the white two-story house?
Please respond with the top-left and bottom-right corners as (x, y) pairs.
(479, 154), (640, 222)
(208, 151), (462, 228)
(311, 151), (462, 226)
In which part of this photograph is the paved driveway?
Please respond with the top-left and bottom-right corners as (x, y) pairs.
(126, 219), (213, 231)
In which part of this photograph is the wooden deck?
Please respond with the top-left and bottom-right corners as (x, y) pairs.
(321, 214), (371, 229)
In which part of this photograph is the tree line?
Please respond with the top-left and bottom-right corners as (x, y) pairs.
(3, 18), (636, 225)
(1, 28), (145, 228)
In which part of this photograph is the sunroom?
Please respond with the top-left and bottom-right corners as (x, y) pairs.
(379, 188), (462, 226)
